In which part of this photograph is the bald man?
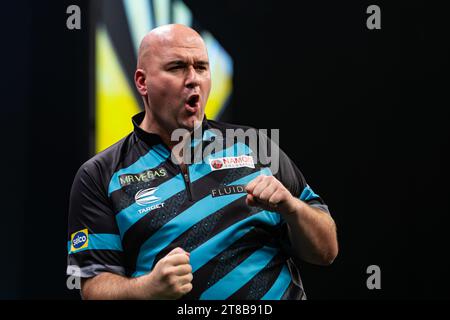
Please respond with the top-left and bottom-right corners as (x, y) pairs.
(67, 24), (338, 300)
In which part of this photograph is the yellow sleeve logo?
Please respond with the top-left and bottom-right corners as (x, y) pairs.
(70, 229), (89, 253)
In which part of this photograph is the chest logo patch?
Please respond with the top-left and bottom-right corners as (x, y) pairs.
(211, 185), (247, 198)
(209, 155), (255, 171)
(119, 168), (167, 187)
(135, 187), (160, 206)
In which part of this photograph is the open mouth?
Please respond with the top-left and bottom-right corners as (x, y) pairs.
(185, 94), (200, 112)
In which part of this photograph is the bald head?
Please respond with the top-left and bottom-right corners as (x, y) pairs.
(137, 24), (207, 69)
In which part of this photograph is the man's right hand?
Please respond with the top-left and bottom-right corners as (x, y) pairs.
(138, 247), (193, 299)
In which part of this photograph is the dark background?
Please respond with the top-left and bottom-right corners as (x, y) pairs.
(1, 0), (449, 299)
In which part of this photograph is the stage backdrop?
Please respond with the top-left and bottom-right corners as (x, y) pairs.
(93, 0), (233, 153)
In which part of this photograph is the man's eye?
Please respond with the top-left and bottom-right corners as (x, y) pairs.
(169, 66), (182, 71)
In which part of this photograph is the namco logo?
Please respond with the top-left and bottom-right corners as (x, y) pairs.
(70, 229), (89, 252)
(210, 159), (224, 170)
(209, 155), (255, 171)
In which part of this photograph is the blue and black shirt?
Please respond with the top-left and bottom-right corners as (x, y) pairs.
(67, 111), (330, 300)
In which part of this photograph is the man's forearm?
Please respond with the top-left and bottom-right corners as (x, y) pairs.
(283, 199), (338, 265)
(81, 248), (193, 300)
(81, 272), (150, 300)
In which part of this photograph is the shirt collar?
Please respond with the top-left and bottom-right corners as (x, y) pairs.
(132, 111), (211, 147)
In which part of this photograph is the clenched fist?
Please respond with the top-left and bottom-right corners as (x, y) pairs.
(138, 247), (193, 299)
(245, 175), (301, 216)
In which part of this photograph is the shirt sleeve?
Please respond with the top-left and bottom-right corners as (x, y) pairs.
(273, 147), (332, 261)
(67, 160), (125, 278)
(274, 148), (330, 214)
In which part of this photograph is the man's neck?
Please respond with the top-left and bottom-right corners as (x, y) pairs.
(139, 113), (178, 149)
(140, 116), (188, 171)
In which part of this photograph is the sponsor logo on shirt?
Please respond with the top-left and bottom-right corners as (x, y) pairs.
(138, 202), (165, 214)
(119, 168), (167, 187)
(209, 155), (255, 171)
(135, 187), (160, 206)
(210, 159), (223, 170)
(70, 229), (88, 253)
(211, 185), (247, 198)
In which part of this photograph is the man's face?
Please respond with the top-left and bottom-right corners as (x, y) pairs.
(140, 32), (211, 134)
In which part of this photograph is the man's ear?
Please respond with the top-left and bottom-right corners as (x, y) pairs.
(135, 69), (147, 95)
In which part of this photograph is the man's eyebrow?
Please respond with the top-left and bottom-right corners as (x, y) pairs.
(165, 60), (209, 66)
(165, 60), (187, 66)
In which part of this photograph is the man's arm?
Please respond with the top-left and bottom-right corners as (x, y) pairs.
(82, 272), (146, 300)
(245, 175), (338, 266)
(283, 200), (338, 265)
(81, 247), (193, 300)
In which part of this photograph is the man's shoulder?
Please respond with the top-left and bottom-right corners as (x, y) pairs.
(77, 133), (134, 180)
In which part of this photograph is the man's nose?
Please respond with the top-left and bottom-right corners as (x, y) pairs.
(185, 66), (200, 89)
